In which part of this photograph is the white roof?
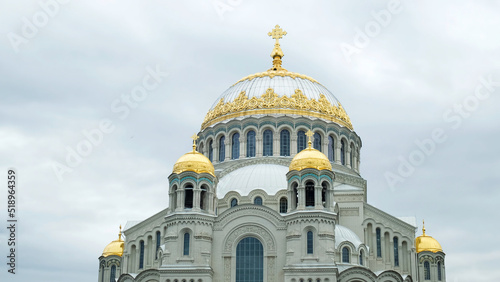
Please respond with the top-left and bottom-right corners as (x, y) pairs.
(217, 164), (288, 198)
(210, 75), (341, 110)
(335, 224), (363, 250)
(397, 216), (417, 227)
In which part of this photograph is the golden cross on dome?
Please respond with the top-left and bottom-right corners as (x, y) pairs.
(118, 225), (122, 241)
(422, 220), (426, 236)
(191, 134), (199, 152)
(268, 25), (287, 70)
(306, 130), (314, 148)
(268, 24), (287, 44)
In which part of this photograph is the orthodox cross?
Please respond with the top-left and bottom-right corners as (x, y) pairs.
(268, 24), (287, 44)
(191, 134), (199, 151)
(306, 130), (314, 148)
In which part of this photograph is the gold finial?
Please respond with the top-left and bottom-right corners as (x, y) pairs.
(422, 220), (426, 236)
(118, 225), (123, 241)
(305, 130), (314, 148)
(268, 25), (287, 71)
(191, 134), (199, 152)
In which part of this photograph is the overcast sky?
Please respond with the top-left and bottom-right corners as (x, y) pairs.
(1, 1), (499, 281)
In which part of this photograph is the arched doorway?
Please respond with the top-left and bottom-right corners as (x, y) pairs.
(236, 237), (263, 282)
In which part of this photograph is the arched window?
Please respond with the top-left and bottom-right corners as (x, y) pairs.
(359, 250), (364, 265)
(263, 129), (273, 156)
(219, 136), (225, 162)
(313, 132), (321, 151)
(183, 232), (190, 256)
(394, 237), (399, 267)
(342, 247), (350, 263)
(376, 228), (381, 257)
(156, 231), (161, 259)
(236, 237), (263, 282)
(232, 133), (240, 159)
(230, 198), (238, 207)
(328, 135), (335, 162)
(424, 261), (431, 280)
(184, 184), (193, 209)
(305, 181), (315, 207)
(279, 197), (288, 213)
(254, 196), (262, 205)
(438, 261), (442, 280)
(306, 231), (313, 254)
(200, 185), (207, 210)
(321, 182), (327, 207)
(139, 240), (145, 269)
(341, 139), (346, 165)
(110, 265), (116, 282)
(208, 140), (213, 162)
(297, 130), (306, 152)
(247, 130), (256, 157)
(293, 183), (298, 210)
(280, 129), (290, 156)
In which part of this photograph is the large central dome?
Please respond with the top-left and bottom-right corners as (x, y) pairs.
(201, 27), (353, 131)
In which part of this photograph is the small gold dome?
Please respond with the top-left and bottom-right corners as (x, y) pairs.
(102, 226), (124, 257)
(289, 132), (332, 171)
(415, 221), (443, 253)
(172, 138), (215, 176)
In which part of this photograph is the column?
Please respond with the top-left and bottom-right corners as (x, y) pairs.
(273, 134), (279, 156)
(256, 136), (263, 157)
(297, 185), (305, 210)
(346, 147), (352, 168)
(224, 139), (230, 161)
(193, 188), (201, 211)
(176, 190), (183, 211)
(291, 136), (297, 155)
(315, 185), (323, 209)
(239, 136), (245, 159)
(335, 141), (342, 164)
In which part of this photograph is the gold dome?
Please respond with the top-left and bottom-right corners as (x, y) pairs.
(102, 226), (124, 257)
(415, 221), (443, 253)
(289, 131), (332, 172)
(172, 136), (215, 177)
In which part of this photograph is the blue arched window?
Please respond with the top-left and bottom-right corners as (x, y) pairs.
(280, 130), (290, 156)
(394, 237), (399, 267)
(184, 184), (193, 209)
(231, 198), (238, 207)
(297, 130), (306, 152)
(110, 265), (116, 282)
(139, 240), (145, 269)
(376, 228), (381, 257)
(342, 247), (350, 263)
(341, 139), (346, 165)
(208, 140), (213, 162)
(247, 130), (256, 157)
(236, 237), (263, 282)
(156, 231), (161, 259)
(438, 261), (442, 280)
(306, 231), (313, 254)
(183, 232), (190, 256)
(219, 136), (225, 162)
(254, 196), (262, 205)
(279, 197), (288, 213)
(232, 133), (240, 159)
(328, 135), (335, 162)
(313, 132), (321, 151)
(359, 250), (364, 265)
(263, 130), (273, 156)
(424, 261), (431, 280)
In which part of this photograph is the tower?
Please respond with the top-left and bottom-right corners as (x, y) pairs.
(416, 221), (446, 282)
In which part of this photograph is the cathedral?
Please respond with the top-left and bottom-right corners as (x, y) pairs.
(98, 25), (446, 282)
